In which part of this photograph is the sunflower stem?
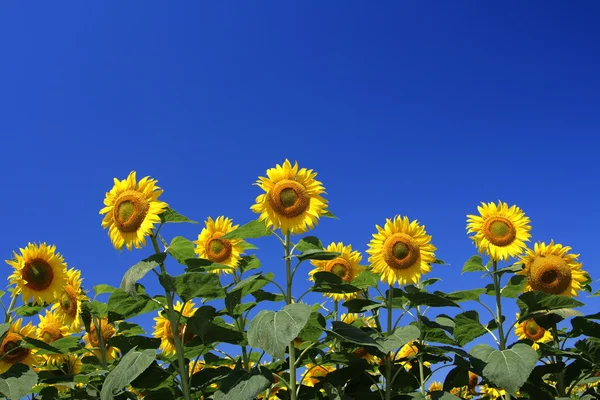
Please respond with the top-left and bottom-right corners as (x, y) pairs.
(552, 322), (566, 397)
(150, 234), (191, 400)
(233, 271), (250, 371)
(416, 284), (426, 396)
(492, 260), (510, 400)
(284, 232), (298, 400)
(385, 285), (393, 400)
(3, 291), (18, 323)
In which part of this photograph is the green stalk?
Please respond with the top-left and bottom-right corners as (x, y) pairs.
(552, 322), (566, 397)
(284, 232), (298, 400)
(416, 305), (425, 396)
(3, 292), (18, 323)
(386, 285), (393, 400)
(492, 260), (510, 400)
(151, 234), (191, 400)
(232, 271), (250, 371)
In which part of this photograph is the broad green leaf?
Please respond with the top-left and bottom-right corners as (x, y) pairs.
(187, 308), (244, 345)
(109, 335), (161, 354)
(231, 272), (274, 297)
(518, 291), (584, 316)
(167, 236), (196, 265)
(0, 364), (38, 399)
(422, 278), (441, 287)
(296, 249), (340, 262)
(500, 275), (527, 298)
(462, 255), (486, 273)
(311, 271), (361, 294)
(130, 361), (173, 391)
(296, 310), (326, 342)
(221, 220), (272, 239)
(571, 314), (600, 338)
(100, 348), (156, 400)
(13, 303), (46, 317)
(24, 336), (80, 355)
(295, 236), (323, 252)
(94, 284), (117, 297)
(173, 272), (225, 301)
(447, 289), (486, 302)
(470, 343), (538, 394)
(247, 303), (311, 359)
(496, 263), (524, 275)
(252, 290), (285, 303)
(83, 301), (108, 318)
(213, 367), (272, 400)
(159, 207), (197, 224)
(329, 321), (383, 351)
(342, 298), (382, 313)
(0, 323), (9, 339)
(238, 255), (261, 273)
(117, 322), (146, 336)
(453, 311), (487, 346)
(351, 269), (379, 290)
(435, 315), (455, 333)
(378, 325), (420, 353)
(120, 253), (166, 297)
(403, 290), (459, 308)
(107, 287), (162, 322)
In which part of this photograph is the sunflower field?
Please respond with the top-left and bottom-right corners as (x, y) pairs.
(2, 160), (599, 400)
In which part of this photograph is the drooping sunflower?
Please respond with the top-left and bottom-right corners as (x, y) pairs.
(395, 341), (430, 371)
(52, 268), (88, 332)
(309, 242), (365, 301)
(83, 317), (119, 361)
(514, 313), (552, 350)
(37, 310), (70, 363)
(0, 319), (40, 373)
(194, 216), (245, 274)
(6, 242), (67, 305)
(518, 241), (587, 297)
(302, 364), (335, 387)
(367, 216), (437, 286)
(250, 160), (328, 235)
(466, 201), (531, 261)
(153, 300), (197, 356)
(99, 171), (168, 251)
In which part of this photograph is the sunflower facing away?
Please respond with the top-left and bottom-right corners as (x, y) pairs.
(395, 341), (430, 371)
(84, 317), (119, 361)
(52, 268), (88, 332)
(99, 171), (168, 250)
(518, 240), (587, 297)
(309, 242), (365, 301)
(0, 319), (40, 373)
(153, 300), (197, 356)
(251, 159), (328, 234)
(6, 242), (67, 305)
(194, 216), (245, 274)
(37, 309), (71, 363)
(466, 201), (531, 261)
(302, 364), (335, 387)
(514, 313), (552, 350)
(367, 216), (437, 286)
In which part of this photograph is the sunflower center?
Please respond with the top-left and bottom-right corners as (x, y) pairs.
(40, 324), (63, 343)
(326, 258), (352, 282)
(60, 286), (79, 318)
(22, 258), (54, 291)
(523, 319), (545, 341)
(483, 217), (517, 247)
(205, 235), (233, 263)
(383, 233), (420, 271)
(1, 333), (30, 363)
(268, 180), (310, 218)
(529, 254), (572, 295)
(113, 190), (150, 233)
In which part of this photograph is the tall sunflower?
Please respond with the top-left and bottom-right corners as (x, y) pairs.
(83, 317), (119, 361)
(309, 242), (365, 301)
(52, 268), (88, 332)
(153, 300), (197, 356)
(0, 319), (40, 373)
(6, 243), (67, 305)
(302, 364), (335, 387)
(395, 341), (430, 371)
(99, 171), (168, 251)
(194, 216), (245, 274)
(466, 201), (531, 261)
(366, 216), (436, 286)
(37, 310), (70, 363)
(518, 241), (587, 297)
(514, 313), (552, 350)
(250, 160), (328, 234)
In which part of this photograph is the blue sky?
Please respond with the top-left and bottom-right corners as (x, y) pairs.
(1, 1), (599, 363)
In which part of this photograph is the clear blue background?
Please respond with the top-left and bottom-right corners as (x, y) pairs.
(1, 0), (599, 376)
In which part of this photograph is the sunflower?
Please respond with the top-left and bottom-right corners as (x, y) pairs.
(0, 319), (40, 373)
(367, 216), (437, 286)
(428, 381), (443, 397)
(99, 171), (168, 251)
(6, 243), (67, 305)
(466, 201), (531, 261)
(52, 268), (88, 332)
(83, 317), (119, 361)
(250, 160), (328, 235)
(37, 310), (70, 363)
(259, 384), (287, 400)
(194, 216), (245, 274)
(450, 386), (474, 399)
(514, 313), (552, 350)
(153, 300), (197, 356)
(309, 242), (365, 301)
(395, 341), (430, 371)
(43, 354), (84, 393)
(480, 384), (507, 399)
(518, 241), (587, 297)
(351, 346), (377, 364)
(340, 313), (377, 328)
(302, 364), (335, 387)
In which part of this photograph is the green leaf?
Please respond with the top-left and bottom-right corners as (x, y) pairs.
(431, 392), (462, 400)
(469, 343), (538, 394)
(167, 236), (196, 265)
(378, 326), (420, 353)
(0, 364), (38, 399)
(496, 263), (524, 275)
(296, 310), (326, 342)
(108, 335), (161, 354)
(83, 300), (108, 318)
(187, 307), (244, 345)
(462, 255), (486, 274)
(13, 303), (47, 317)
(422, 278), (441, 287)
(94, 284), (117, 297)
(159, 207), (197, 224)
(453, 311), (487, 346)
(247, 303), (311, 359)
(238, 240), (258, 251)
(24, 336), (80, 355)
(296, 249), (340, 262)
(342, 299), (382, 313)
(252, 290), (285, 303)
(351, 270), (379, 290)
(221, 220), (272, 239)
(237, 255), (261, 273)
(311, 272), (361, 294)
(403, 289), (459, 308)
(329, 321), (383, 350)
(100, 348), (156, 400)
(231, 272), (274, 297)
(117, 322), (146, 336)
(295, 236), (323, 252)
(518, 291), (584, 316)
(173, 272), (225, 301)
(322, 210), (338, 219)
(0, 323), (9, 339)
(120, 253), (166, 297)
(500, 275), (527, 298)
(213, 367), (272, 400)
(107, 286), (163, 322)
(446, 289), (486, 302)
(571, 314), (600, 338)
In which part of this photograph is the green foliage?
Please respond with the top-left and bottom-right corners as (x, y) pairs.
(100, 349), (156, 400)
(0, 364), (38, 400)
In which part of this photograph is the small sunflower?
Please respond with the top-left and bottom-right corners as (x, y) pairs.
(466, 201), (531, 261)
(194, 216), (245, 274)
(250, 160), (328, 234)
(309, 242), (365, 301)
(395, 341), (430, 371)
(367, 216), (436, 286)
(519, 241), (587, 297)
(153, 300), (197, 356)
(37, 310), (70, 363)
(99, 171), (168, 251)
(52, 268), (88, 332)
(6, 242), (67, 305)
(340, 313), (377, 328)
(302, 364), (335, 387)
(480, 384), (507, 399)
(514, 313), (552, 350)
(0, 319), (40, 373)
(83, 317), (119, 361)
